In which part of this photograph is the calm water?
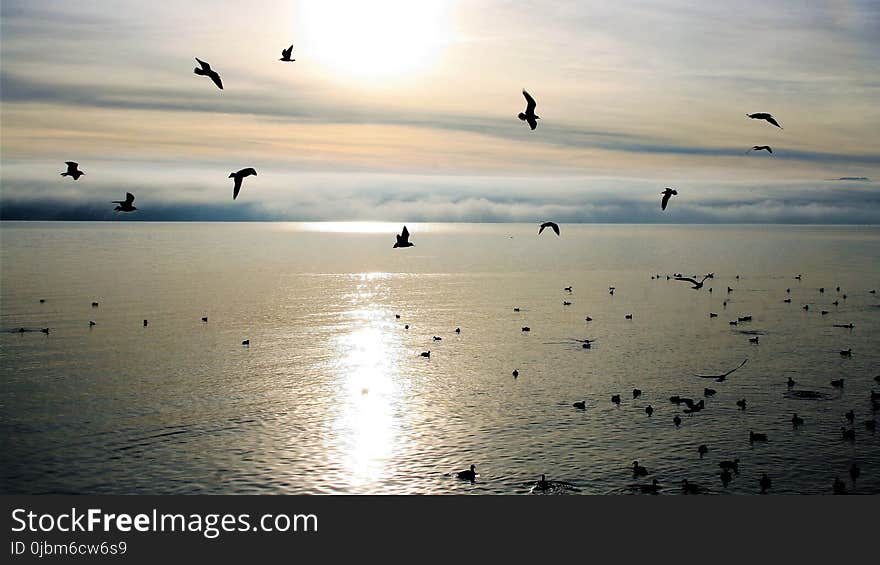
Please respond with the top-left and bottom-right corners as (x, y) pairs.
(1, 222), (878, 495)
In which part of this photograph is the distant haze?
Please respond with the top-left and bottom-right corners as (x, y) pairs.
(2, 0), (879, 223)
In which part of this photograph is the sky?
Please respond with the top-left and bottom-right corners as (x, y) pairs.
(1, 0), (879, 222)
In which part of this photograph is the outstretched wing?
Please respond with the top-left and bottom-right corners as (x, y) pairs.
(766, 116), (782, 129)
(232, 176), (243, 200)
(239, 167), (257, 177)
(282, 45), (293, 59)
(522, 90), (536, 113)
(661, 192), (671, 210)
(65, 161), (78, 168)
(401, 225), (410, 242)
(527, 117), (538, 130)
(208, 70), (223, 90)
(766, 146), (773, 153)
(675, 277), (700, 286)
(125, 192), (135, 205)
(195, 58), (211, 71)
(550, 222), (560, 236)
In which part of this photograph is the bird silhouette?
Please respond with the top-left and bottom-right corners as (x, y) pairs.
(393, 225), (414, 248)
(279, 45), (295, 62)
(518, 90), (540, 130)
(746, 112), (783, 129)
(748, 145), (773, 154)
(660, 187), (677, 210)
(111, 192), (137, 212)
(538, 221), (560, 236)
(194, 58), (223, 89)
(61, 161), (84, 180)
(229, 168), (257, 200)
(675, 275), (709, 290)
(456, 464), (476, 481)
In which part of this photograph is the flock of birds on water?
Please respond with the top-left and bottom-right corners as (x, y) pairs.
(34, 41), (878, 495)
(443, 273), (879, 495)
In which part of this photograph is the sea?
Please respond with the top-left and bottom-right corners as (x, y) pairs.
(1, 222), (878, 494)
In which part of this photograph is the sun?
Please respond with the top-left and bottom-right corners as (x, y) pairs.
(298, 0), (450, 81)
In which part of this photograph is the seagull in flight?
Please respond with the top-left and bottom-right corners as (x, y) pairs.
(518, 90), (540, 130)
(695, 359), (748, 382)
(538, 221), (560, 236)
(194, 58), (223, 90)
(229, 168), (257, 200)
(660, 188), (677, 210)
(111, 192), (137, 212)
(393, 226), (414, 248)
(675, 275), (710, 290)
(279, 45), (295, 62)
(61, 161), (84, 180)
(748, 145), (773, 154)
(746, 113), (782, 129)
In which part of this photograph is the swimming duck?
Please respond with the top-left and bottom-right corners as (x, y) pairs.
(639, 478), (661, 494)
(632, 461), (649, 476)
(749, 430), (768, 442)
(831, 379), (844, 388)
(736, 399), (747, 410)
(681, 479), (701, 494)
(673, 415), (681, 427)
(512, 369), (519, 378)
(845, 410), (854, 424)
(698, 445), (708, 458)
(720, 469), (732, 487)
(787, 377), (796, 387)
(572, 401), (586, 410)
(611, 394), (621, 405)
(839, 349), (852, 357)
(645, 405), (654, 417)
(791, 413), (804, 427)
(420, 351), (431, 358)
(456, 464), (477, 481)
(759, 473), (771, 493)
(719, 459), (740, 474)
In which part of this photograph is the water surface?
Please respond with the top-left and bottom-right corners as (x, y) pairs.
(1, 222), (878, 494)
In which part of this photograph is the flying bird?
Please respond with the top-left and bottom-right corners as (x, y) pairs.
(538, 221), (560, 236)
(393, 225), (414, 248)
(674, 275), (710, 290)
(111, 192), (137, 212)
(61, 161), (84, 180)
(660, 188), (677, 210)
(748, 145), (773, 154)
(279, 45), (295, 62)
(229, 168), (257, 200)
(518, 90), (540, 130)
(746, 113), (783, 129)
(194, 58), (223, 90)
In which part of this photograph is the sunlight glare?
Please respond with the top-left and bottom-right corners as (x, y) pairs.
(299, 0), (450, 80)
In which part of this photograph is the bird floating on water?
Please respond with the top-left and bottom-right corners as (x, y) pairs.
(749, 430), (768, 442)
(759, 473), (771, 493)
(632, 461), (648, 476)
(831, 378), (844, 388)
(194, 58), (223, 89)
(746, 112), (783, 129)
(456, 464), (476, 481)
(518, 90), (539, 130)
(229, 168), (257, 200)
(792, 413), (804, 427)
(573, 401), (586, 410)
(61, 161), (84, 180)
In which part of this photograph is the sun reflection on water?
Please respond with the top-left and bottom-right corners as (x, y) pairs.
(331, 301), (402, 488)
